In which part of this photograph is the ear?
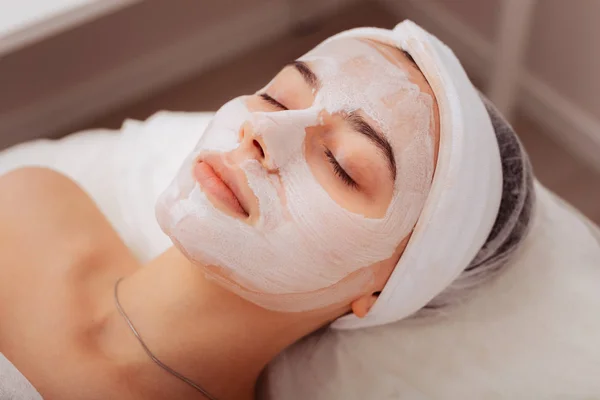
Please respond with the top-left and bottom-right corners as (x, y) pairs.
(350, 292), (380, 318)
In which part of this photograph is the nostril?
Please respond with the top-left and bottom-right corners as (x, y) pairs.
(252, 139), (265, 159)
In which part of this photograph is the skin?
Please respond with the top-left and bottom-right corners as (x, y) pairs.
(0, 39), (439, 400)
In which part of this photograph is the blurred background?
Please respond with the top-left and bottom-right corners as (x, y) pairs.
(0, 0), (599, 222)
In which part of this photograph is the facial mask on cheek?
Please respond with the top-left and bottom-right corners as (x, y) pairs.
(155, 98), (250, 229)
(156, 38), (435, 312)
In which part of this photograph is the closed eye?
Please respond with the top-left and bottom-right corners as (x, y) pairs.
(325, 148), (358, 189)
(259, 93), (288, 110)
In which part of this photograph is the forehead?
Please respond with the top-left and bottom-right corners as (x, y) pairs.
(299, 37), (416, 80)
(298, 37), (431, 146)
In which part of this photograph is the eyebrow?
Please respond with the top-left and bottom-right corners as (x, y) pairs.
(344, 112), (397, 181)
(286, 60), (396, 181)
(286, 60), (319, 88)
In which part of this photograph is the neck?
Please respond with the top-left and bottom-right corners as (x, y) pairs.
(98, 247), (332, 400)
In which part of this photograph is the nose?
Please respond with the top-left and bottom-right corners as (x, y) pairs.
(236, 121), (271, 169)
(235, 110), (313, 172)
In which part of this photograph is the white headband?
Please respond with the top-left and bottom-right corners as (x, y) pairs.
(332, 21), (503, 330)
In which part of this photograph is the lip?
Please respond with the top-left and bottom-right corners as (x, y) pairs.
(193, 157), (250, 218)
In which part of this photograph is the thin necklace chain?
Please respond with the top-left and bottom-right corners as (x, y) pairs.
(114, 278), (218, 400)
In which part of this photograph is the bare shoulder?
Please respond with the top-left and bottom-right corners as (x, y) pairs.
(0, 168), (140, 398)
(0, 166), (89, 210)
(0, 166), (85, 211)
(0, 167), (134, 273)
(0, 167), (106, 240)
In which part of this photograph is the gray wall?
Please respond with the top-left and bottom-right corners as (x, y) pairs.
(430, 0), (600, 122)
(0, 0), (271, 148)
(0, 0), (358, 149)
(430, 0), (500, 41)
(527, 0), (600, 118)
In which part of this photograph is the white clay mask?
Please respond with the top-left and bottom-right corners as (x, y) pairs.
(156, 38), (435, 312)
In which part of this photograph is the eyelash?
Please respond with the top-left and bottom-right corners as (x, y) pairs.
(325, 148), (358, 189)
(259, 93), (288, 110)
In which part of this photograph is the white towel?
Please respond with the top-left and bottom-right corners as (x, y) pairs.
(0, 353), (43, 400)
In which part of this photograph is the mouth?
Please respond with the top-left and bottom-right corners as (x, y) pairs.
(193, 158), (250, 218)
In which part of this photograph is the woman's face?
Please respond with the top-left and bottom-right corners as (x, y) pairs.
(156, 37), (439, 313)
